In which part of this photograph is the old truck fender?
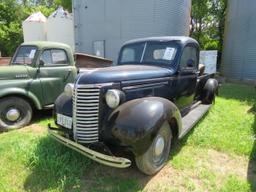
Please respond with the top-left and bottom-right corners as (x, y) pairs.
(54, 93), (73, 117)
(0, 88), (42, 109)
(107, 97), (182, 156)
(202, 78), (219, 103)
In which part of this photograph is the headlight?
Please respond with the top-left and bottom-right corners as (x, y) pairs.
(105, 89), (123, 109)
(64, 83), (74, 97)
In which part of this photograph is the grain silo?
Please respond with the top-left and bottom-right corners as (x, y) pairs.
(47, 7), (75, 51)
(73, 0), (191, 61)
(222, 0), (256, 81)
(22, 11), (47, 42)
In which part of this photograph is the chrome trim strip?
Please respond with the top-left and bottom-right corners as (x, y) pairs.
(123, 81), (169, 91)
(77, 92), (100, 96)
(121, 75), (197, 86)
(122, 77), (172, 85)
(76, 114), (98, 117)
(75, 110), (99, 114)
(76, 83), (113, 88)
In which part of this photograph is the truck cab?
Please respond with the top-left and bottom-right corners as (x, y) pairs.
(49, 36), (218, 175)
(0, 41), (77, 130)
(117, 37), (199, 110)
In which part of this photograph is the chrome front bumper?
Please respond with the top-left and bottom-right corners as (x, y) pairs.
(48, 124), (131, 168)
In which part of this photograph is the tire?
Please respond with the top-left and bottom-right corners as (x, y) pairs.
(202, 90), (215, 104)
(0, 97), (32, 131)
(202, 79), (218, 104)
(135, 121), (172, 175)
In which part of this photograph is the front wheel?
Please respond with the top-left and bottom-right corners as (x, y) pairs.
(0, 97), (33, 131)
(135, 121), (172, 175)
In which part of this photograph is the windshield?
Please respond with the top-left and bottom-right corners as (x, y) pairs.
(119, 41), (178, 66)
(12, 46), (37, 65)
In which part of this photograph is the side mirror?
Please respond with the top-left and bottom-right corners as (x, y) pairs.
(198, 64), (205, 76)
(186, 59), (195, 68)
(39, 60), (44, 67)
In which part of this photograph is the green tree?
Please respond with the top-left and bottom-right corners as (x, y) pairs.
(210, 0), (227, 61)
(54, 0), (72, 12)
(0, 0), (64, 56)
(190, 0), (210, 47)
(0, 0), (25, 56)
(190, 0), (227, 66)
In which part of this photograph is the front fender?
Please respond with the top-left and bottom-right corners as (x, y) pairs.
(0, 87), (42, 109)
(107, 97), (182, 156)
(54, 93), (73, 117)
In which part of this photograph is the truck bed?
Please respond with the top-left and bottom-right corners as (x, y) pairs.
(75, 53), (112, 69)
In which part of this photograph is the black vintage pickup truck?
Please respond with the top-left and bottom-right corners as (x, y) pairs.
(49, 37), (218, 175)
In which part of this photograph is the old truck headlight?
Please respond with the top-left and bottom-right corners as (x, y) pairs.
(64, 83), (74, 97)
(105, 89), (123, 109)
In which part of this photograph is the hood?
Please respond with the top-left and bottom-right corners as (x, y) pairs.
(77, 65), (174, 84)
(0, 65), (29, 80)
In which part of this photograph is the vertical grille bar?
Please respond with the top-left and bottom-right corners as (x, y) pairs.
(73, 85), (100, 144)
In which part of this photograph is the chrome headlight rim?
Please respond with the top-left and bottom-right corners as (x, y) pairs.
(64, 83), (74, 97)
(105, 89), (123, 109)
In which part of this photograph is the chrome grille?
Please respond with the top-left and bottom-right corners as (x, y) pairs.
(73, 85), (100, 144)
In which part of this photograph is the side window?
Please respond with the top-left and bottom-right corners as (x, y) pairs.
(40, 49), (68, 66)
(52, 49), (68, 64)
(180, 46), (198, 70)
(40, 50), (52, 64)
(121, 48), (135, 63)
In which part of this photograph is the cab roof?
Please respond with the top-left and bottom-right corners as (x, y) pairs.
(21, 41), (71, 50)
(124, 36), (199, 47)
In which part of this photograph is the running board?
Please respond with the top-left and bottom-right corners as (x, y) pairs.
(179, 104), (212, 139)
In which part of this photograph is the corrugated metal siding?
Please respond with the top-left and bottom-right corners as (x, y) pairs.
(73, 0), (191, 62)
(222, 0), (256, 80)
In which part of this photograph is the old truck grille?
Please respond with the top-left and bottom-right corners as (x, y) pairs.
(73, 85), (100, 144)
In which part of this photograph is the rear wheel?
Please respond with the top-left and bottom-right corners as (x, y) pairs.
(135, 121), (172, 175)
(202, 79), (218, 104)
(0, 97), (32, 131)
(202, 90), (215, 104)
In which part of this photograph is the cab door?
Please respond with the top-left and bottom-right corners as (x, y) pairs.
(175, 44), (199, 109)
(38, 48), (76, 105)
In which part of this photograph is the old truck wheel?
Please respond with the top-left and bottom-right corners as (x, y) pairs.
(0, 97), (32, 131)
(202, 91), (215, 104)
(202, 79), (218, 104)
(135, 121), (172, 175)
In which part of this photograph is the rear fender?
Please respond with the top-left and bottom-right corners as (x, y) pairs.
(203, 78), (219, 101)
(107, 97), (182, 156)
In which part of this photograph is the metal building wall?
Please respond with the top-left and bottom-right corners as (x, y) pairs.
(222, 0), (256, 80)
(73, 0), (191, 62)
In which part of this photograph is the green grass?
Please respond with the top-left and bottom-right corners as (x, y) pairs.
(0, 83), (255, 192)
(186, 83), (256, 157)
(0, 130), (92, 191)
(220, 175), (251, 192)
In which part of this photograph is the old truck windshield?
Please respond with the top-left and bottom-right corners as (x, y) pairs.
(12, 46), (37, 65)
(119, 42), (177, 66)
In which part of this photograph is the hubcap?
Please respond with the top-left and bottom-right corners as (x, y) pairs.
(154, 135), (165, 157)
(6, 108), (20, 122)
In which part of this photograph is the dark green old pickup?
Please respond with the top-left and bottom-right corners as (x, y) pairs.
(0, 41), (112, 130)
